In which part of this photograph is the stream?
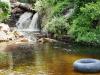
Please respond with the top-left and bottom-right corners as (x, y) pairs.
(0, 42), (100, 75)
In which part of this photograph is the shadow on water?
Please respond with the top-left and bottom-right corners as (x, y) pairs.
(0, 42), (100, 75)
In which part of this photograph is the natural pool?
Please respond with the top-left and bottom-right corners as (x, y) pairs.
(0, 42), (100, 75)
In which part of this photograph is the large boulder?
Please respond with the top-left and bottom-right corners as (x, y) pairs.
(0, 23), (13, 41)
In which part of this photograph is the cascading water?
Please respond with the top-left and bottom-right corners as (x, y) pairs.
(16, 12), (40, 43)
(16, 12), (32, 29)
(29, 12), (40, 32)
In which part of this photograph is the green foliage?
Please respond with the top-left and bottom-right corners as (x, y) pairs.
(52, 0), (71, 16)
(74, 0), (97, 9)
(35, 0), (72, 16)
(68, 1), (100, 44)
(34, 0), (47, 11)
(34, 0), (100, 45)
(0, 2), (10, 22)
(45, 17), (69, 36)
(35, 0), (71, 36)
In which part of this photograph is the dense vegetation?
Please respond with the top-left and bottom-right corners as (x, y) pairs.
(69, 1), (100, 45)
(0, 2), (11, 22)
(34, 0), (100, 45)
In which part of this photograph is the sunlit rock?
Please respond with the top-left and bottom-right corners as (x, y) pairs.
(16, 37), (29, 43)
(0, 23), (10, 32)
(0, 31), (8, 41)
(7, 32), (16, 40)
(13, 31), (24, 38)
(38, 38), (57, 43)
(0, 23), (11, 41)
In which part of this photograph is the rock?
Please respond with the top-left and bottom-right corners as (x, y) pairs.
(0, 23), (17, 41)
(11, 1), (35, 13)
(0, 23), (10, 32)
(16, 37), (28, 42)
(0, 23), (13, 41)
(10, 0), (18, 3)
(38, 38), (57, 43)
(0, 31), (9, 41)
(7, 32), (16, 40)
(13, 31), (24, 38)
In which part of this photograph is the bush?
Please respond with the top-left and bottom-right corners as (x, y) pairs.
(34, 0), (46, 11)
(0, 2), (11, 22)
(51, 1), (71, 16)
(68, 1), (100, 44)
(45, 16), (69, 36)
(34, 0), (72, 16)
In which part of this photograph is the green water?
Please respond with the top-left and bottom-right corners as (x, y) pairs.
(0, 42), (100, 75)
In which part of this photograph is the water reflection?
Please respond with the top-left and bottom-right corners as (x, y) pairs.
(0, 42), (100, 75)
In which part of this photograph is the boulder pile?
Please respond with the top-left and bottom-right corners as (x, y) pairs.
(0, 23), (28, 42)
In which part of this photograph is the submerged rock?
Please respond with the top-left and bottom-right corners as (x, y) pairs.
(38, 38), (57, 43)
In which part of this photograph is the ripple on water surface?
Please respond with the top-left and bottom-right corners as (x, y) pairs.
(0, 42), (100, 75)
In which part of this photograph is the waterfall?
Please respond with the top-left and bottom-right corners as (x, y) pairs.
(29, 12), (40, 32)
(16, 12), (32, 30)
(16, 12), (40, 42)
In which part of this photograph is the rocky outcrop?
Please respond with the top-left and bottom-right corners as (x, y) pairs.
(0, 23), (29, 42)
(0, 23), (10, 32)
(0, 23), (10, 41)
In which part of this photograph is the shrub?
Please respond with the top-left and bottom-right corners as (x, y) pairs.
(68, 1), (100, 44)
(45, 16), (69, 36)
(0, 2), (11, 22)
